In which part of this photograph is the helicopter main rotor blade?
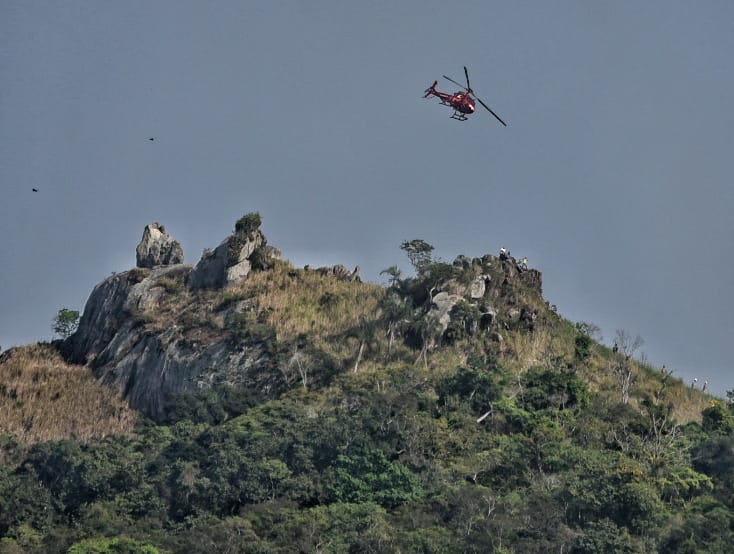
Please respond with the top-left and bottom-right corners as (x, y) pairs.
(464, 66), (472, 92)
(442, 75), (468, 91)
(475, 96), (507, 127)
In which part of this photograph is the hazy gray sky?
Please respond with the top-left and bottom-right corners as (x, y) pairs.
(2, 1), (733, 395)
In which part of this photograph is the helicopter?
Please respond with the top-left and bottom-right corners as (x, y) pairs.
(423, 66), (507, 125)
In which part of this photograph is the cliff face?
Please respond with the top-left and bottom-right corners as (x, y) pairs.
(65, 264), (271, 420)
(64, 216), (280, 421)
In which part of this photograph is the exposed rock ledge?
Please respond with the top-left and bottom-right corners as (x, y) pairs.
(65, 265), (270, 420)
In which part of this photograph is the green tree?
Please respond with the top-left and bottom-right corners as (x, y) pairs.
(571, 518), (637, 553)
(324, 449), (423, 508)
(574, 334), (593, 363)
(701, 401), (734, 434)
(436, 364), (503, 415)
(401, 239), (435, 275)
(380, 265), (403, 288)
(52, 308), (80, 339)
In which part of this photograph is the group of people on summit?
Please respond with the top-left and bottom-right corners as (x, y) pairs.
(499, 247), (529, 271)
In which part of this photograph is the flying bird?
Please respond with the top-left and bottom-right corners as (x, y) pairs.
(32, 188), (38, 192)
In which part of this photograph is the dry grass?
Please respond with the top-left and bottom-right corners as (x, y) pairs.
(238, 262), (384, 344)
(0, 344), (137, 443)
(633, 366), (711, 424)
(502, 325), (576, 375)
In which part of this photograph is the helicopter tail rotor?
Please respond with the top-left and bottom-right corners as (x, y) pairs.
(423, 80), (438, 98)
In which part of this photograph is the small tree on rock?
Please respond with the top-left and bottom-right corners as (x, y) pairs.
(234, 212), (262, 235)
(400, 239), (435, 275)
(53, 308), (80, 339)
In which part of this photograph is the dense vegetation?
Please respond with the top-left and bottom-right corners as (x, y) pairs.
(1, 243), (732, 553)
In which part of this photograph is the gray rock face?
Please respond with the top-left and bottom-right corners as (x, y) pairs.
(92, 329), (267, 420)
(187, 244), (230, 290)
(65, 264), (271, 420)
(188, 228), (266, 290)
(427, 250), (545, 341)
(430, 291), (461, 332)
(518, 268), (543, 294)
(469, 276), (489, 299)
(136, 222), (184, 268)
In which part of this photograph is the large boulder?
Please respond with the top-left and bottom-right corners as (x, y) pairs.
(430, 291), (461, 332)
(136, 222), (184, 268)
(187, 213), (271, 290)
(468, 275), (489, 299)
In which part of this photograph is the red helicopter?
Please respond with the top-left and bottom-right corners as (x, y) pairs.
(423, 66), (507, 125)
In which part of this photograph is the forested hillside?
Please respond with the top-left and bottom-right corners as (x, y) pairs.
(1, 216), (732, 553)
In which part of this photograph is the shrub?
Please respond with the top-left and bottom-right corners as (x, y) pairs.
(157, 276), (184, 295)
(164, 386), (261, 425)
(234, 212), (262, 235)
(249, 244), (270, 271)
(227, 312), (277, 354)
(436, 364), (503, 413)
(574, 333), (593, 362)
(519, 367), (591, 412)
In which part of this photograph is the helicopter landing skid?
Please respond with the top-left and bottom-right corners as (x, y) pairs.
(450, 112), (468, 121)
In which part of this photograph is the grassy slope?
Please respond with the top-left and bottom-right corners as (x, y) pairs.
(0, 256), (712, 445)
(0, 344), (137, 443)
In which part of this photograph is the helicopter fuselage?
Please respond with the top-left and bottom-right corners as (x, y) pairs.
(447, 92), (476, 114)
(423, 81), (476, 120)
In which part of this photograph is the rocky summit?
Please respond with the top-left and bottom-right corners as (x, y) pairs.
(63, 213), (547, 421)
(135, 222), (184, 268)
(66, 215), (278, 420)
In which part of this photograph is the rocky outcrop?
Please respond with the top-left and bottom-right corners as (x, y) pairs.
(65, 264), (271, 420)
(429, 252), (545, 340)
(136, 222), (184, 268)
(469, 275), (489, 299)
(187, 215), (273, 290)
(430, 291), (461, 332)
(64, 213), (288, 420)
